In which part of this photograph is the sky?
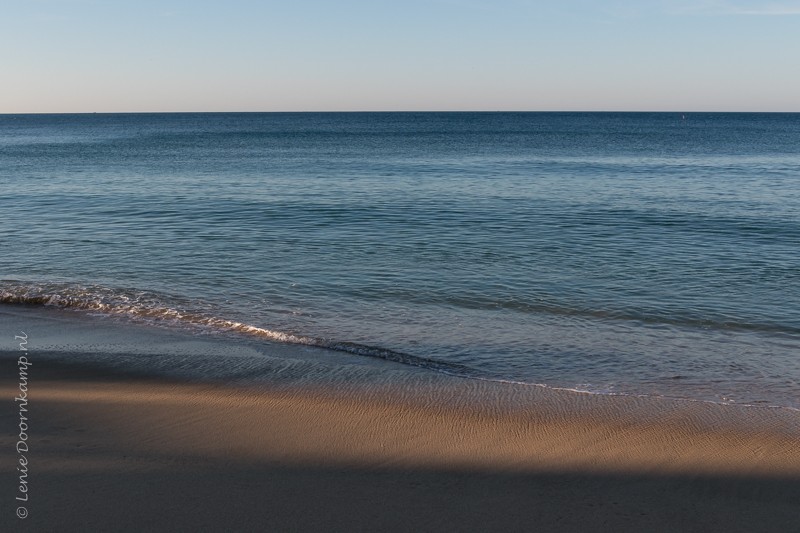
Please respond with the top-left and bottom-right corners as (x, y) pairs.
(1, 0), (799, 112)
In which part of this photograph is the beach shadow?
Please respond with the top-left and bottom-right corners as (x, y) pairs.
(4, 459), (800, 533)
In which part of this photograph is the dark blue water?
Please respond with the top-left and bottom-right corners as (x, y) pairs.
(2, 112), (799, 407)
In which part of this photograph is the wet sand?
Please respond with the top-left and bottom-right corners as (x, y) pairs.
(1, 306), (799, 532)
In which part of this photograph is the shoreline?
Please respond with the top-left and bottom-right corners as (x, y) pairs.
(2, 305), (800, 531)
(1, 301), (798, 413)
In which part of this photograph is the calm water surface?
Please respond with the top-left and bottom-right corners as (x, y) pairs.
(2, 112), (799, 407)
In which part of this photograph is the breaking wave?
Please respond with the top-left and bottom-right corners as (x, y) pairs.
(0, 281), (476, 375)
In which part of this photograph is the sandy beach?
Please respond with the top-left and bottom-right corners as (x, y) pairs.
(2, 306), (799, 532)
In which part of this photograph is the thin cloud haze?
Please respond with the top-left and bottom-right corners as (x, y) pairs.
(669, 0), (800, 15)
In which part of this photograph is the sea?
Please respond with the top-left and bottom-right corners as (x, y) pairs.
(1, 112), (798, 409)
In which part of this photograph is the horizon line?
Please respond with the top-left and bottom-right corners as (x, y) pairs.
(3, 110), (800, 115)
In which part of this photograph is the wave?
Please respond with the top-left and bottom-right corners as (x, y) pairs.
(354, 288), (800, 337)
(0, 281), (476, 376)
(3, 280), (798, 412)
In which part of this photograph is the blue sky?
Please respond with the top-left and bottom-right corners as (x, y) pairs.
(2, 0), (799, 112)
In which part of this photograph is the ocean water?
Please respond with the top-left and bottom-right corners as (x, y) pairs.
(1, 112), (799, 408)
